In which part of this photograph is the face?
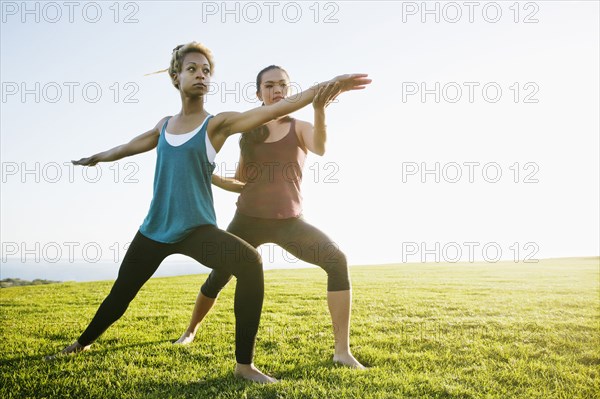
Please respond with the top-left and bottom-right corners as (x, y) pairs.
(257, 68), (289, 105)
(174, 52), (212, 96)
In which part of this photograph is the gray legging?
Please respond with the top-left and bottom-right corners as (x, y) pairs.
(201, 212), (350, 299)
(77, 226), (263, 364)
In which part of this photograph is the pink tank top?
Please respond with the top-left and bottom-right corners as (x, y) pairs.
(236, 119), (307, 219)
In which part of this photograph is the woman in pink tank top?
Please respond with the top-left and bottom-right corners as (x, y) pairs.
(176, 66), (365, 369)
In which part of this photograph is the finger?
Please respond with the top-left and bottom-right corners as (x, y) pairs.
(352, 78), (372, 86)
(328, 81), (340, 92)
(325, 89), (340, 104)
(319, 85), (333, 101)
(73, 157), (92, 166)
(349, 77), (372, 85)
(315, 84), (331, 102)
(323, 82), (339, 98)
(313, 89), (323, 103)
(328, 82), (342, 96)
(324, 86), (341, 106)
(318, 82), (332, 91)
(320, 83), (333, 95)
(323, 81), (336, 92)
(315, 84), (327, 96)
(337, 74), (369, 83)
(329, 90), (341, 102)
(341, 81), (371, 92)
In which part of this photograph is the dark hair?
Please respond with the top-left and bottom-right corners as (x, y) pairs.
(240, 65), (291, 160)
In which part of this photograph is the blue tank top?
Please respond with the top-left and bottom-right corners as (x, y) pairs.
(139, 115), (216, 243)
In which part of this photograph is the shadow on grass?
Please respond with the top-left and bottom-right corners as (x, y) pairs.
(138, 378), (284, 399)
(0, 339), (171, 367)
(136, 358), (375, 399)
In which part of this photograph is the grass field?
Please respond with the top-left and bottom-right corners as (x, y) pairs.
(1, 257), (598, 399)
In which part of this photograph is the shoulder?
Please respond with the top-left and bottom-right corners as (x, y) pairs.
(292, 119), (311, 151)
(150, 116), (172, 136)
(294, 119), (313, 137)
(294, 118), (312, 130)
(207, 112), (241, 137)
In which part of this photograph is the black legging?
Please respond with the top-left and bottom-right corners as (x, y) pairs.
(201, 212), (350, 299)
(77, 226), (263, 364)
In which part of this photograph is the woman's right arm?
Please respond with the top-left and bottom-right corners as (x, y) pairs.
(211, 154), (247, 193)
(72, 116), (168, 166)
(211, 175), (245, 193)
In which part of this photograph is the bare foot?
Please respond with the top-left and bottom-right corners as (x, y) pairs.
(45, 341), (90, 360)
(333, 352), (366, 369)
(173, 331), (195, 345)
(234, 363), (278, 384)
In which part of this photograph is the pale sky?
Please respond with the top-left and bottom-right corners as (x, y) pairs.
(1, 1), (599, 275)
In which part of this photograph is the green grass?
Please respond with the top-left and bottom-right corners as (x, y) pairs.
(1, 257), (598, 399)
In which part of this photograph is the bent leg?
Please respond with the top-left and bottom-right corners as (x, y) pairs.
(177, 214), (265, 345)
(200, 213), (266, 299)
(277, 218), (350, 292)
(177, 225), (264, 365)
(277, 218), (364, 368)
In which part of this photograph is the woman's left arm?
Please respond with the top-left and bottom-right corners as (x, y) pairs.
(299, 82), (343, 156)
(208, 74), (370, 152)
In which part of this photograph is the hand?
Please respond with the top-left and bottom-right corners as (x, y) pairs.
(72, 156), (99, 166)
(331, 73), (371, 93)
(313, 81), (342, 109)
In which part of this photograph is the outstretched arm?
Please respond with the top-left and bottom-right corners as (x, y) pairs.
(208, 74), (371, 151)
(72, 117), (168, 166)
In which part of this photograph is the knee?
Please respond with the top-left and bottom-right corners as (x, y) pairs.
(243, 247), (263, 270)
(201, 274), (231, 299)
(336, 250), (348, 267)
(325, 247), (348, 271)
(230, 247), (262, 281)
(324, 249), (351, 291)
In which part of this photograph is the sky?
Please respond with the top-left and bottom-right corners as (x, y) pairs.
(1, 1), (599, 278)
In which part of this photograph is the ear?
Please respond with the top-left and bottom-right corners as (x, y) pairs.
(256, 91), (263, 102)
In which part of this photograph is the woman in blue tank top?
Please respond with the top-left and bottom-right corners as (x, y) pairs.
(50, 42), (371, 384)
(175, 65), (365, 369)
